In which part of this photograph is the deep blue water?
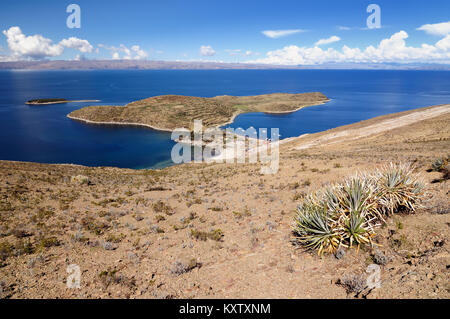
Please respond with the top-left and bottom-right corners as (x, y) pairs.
(0, 69), (449, 169)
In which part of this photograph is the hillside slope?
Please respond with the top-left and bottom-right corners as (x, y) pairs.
(0, 104), (449, 299)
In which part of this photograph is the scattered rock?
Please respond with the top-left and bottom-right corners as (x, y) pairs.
(101, 241), (118, 251)
(335, 248), (346, 260)
(372, 250), (391, 266)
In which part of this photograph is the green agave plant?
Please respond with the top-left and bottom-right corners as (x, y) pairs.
(339, 177), (381, 223)
(292, 162), (425, 255)
(341, 211), (374, 252)
(294, 204), (340, 256)
(375, 163), (423, 216)
(321, 185), (342, 213)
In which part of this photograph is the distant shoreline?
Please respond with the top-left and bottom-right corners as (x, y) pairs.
(2, 59), (450, 71)
(67, 114), (174, 132)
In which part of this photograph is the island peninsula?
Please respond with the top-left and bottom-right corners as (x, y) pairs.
(67, 92), (329, 131)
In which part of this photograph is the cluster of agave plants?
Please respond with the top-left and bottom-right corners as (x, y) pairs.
(293, 163), (425, 255)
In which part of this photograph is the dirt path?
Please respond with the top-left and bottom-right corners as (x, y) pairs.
(293, 104), (450, 150)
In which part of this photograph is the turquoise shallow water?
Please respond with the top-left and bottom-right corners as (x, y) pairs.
(0, 69), (449, 169)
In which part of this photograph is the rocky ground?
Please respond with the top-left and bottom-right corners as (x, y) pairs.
(0, 104), (449, 299)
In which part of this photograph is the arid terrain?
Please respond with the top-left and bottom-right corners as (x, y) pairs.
(67, 92), (329, 131)
(0, 104), (449, 299)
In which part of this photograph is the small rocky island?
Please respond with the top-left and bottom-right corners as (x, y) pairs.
(26, 98), (100, 105)
(67, 92), (329, 131)
(26, 98), (69, 105)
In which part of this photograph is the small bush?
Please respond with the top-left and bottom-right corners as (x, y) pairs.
(81, 217), (110, 235)
(99, 269), (135, 288)
(339, 273), (367, 294)
(0, 242), (14, 261)
(170, 258), (199, 275)
(37, 236), (60, 249)
(190, 229), (223, 241)
(431, 158), (447, 172)
(153, 200), (173, 215)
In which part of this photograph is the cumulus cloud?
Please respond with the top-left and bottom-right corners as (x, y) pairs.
(1, 26), (93, 60)
(315, 36), (341, 46)
(436, 35), (450, 51)
(3, 26), (64, 59)
(131, 45), (148, 59)
(99, 44), (148, 60)
(60, 37), (93, 53)
(111, 52), (120, 60)
(247, 30), (450, 65)
(417, 21), (450, 36)
(261, 29), (305, 39)
(200, 45), (216, 56)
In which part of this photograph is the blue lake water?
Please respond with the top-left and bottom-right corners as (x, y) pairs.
(0, 69), (449, 169)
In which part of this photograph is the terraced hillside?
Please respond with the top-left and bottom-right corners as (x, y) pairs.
(68, 92), (329, 131)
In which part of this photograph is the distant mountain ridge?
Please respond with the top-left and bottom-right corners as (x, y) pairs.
(0, 60), (298, 70)
(0, 60), (449, 70)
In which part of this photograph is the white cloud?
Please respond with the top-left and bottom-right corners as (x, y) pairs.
(200, 45), (216, 56)
(337, 26), (352, 31)
(247, 30), (450, 65)
(436, 35), (450, 51)
(1, 26), (93, 60)
(131, 45), (148, 59)
(262, 29), (305, 39)
(99, 43), (148, 60)
(2, 26), (63, 59)
(417, 21), (450, 36)
(60, 37), (93, 53)
(112, 52), (120, 60)
(315, 36), (341, 46)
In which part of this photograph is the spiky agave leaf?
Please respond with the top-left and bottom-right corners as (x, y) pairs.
(292, 163), (425, 255)
(339, 177), (379, 221)
(293, 203), (341, 255)
(321, 185), (342, 214)
(375, 163), (423, 216)
(341, 211), (374, 251)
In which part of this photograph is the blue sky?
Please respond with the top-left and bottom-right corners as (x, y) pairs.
(1, 0), (450, 64)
